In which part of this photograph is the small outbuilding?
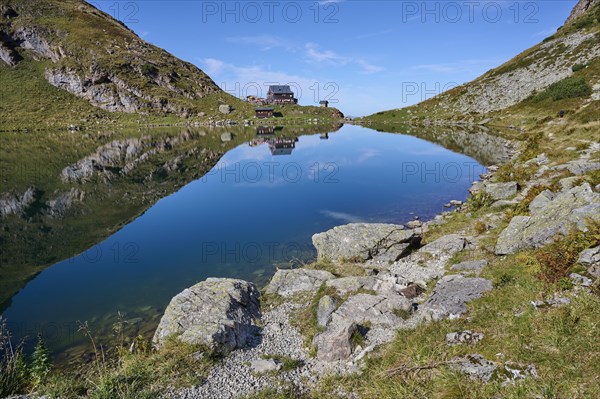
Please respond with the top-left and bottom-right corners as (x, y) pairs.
(255, 108), (274, 118)
(319, 100), (329, 108)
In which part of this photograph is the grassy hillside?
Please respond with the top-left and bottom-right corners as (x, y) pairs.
(0, 0), (343, 130)
(360, 2), (600, 134)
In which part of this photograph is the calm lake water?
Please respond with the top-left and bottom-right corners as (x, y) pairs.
(2, 124), (486, 361)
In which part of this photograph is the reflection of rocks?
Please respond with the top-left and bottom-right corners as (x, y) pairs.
(394, 126), (514, 166)
(312, 223), (420, 263)
(496, 184), (600, 255)
(0, 187), (40, 217)
(44, 188), (85, 217)
(153, 278), (261, 354)
(61, 131), (218, 183)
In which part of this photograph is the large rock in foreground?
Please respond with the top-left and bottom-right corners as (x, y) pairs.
(496, 184), (600, 255)
(312, 223), (420, 262)
(153, 278), (261, 353)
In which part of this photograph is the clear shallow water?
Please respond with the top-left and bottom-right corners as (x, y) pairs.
(2, 124), (486, 360)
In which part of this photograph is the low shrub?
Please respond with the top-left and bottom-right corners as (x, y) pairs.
(535, 220), (600, 284)
(467, 191), (493, 211)
(532, 77), (592, 102)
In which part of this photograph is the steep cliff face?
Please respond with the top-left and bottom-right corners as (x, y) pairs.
(0, 0), (222, 116)
(566, 0), (600, 24)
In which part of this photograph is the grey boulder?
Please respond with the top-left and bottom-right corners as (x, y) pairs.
(422, 275), (493, 320)
(316, 295), (337, 327)
(325, 276), (377, 295)
(528, 190), (555, 213)
(419, 234), (474, 257)
(265, 268), (335, 297)
(579, 246), (600, 278)
(313, 321), (357, 362)
(219, 104), (232, 114)
(312, 223), (420, 262)
(483, 182), (518, 200)
(153, 278), (261, 354)
(579, 246), (600, 265)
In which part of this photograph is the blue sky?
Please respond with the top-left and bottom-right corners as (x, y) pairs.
(89, 0), (577, 116)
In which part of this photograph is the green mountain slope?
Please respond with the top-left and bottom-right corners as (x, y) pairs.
(0, 0), (259, 129)
(361, 1), (600, 132)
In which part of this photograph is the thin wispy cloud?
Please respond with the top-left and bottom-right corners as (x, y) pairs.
(304, 43), (384, 74)
(225, 35), (294, 52)
(532, 28), (557, 38)
(411, 58), (502, 74)
(355, 29), (395, 40)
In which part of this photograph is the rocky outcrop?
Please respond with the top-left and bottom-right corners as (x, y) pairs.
(265, 269), (335, 297)
(1, 0), (221, 115)
(566, 0), (600, 24)
(432, 31), (600, 114)
(496, 184), (600, 255)
(45, 68), (145, 114)
(421, 275), (493, 320)
(450, 354), (538, 384)
(325, 276), (378, 295)
(314, 292), (414, 361)
(483, 182), (518, 201)
(312, 223), (420, 263)
(555, 159), (600, 175)
(153, 278), (261, 354)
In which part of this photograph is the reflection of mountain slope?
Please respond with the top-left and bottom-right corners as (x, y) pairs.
(368, 123), (514, 166)
(0, 124), (343, 311)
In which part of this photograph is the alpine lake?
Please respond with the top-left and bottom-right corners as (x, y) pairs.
(0, 122), (512, 364)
